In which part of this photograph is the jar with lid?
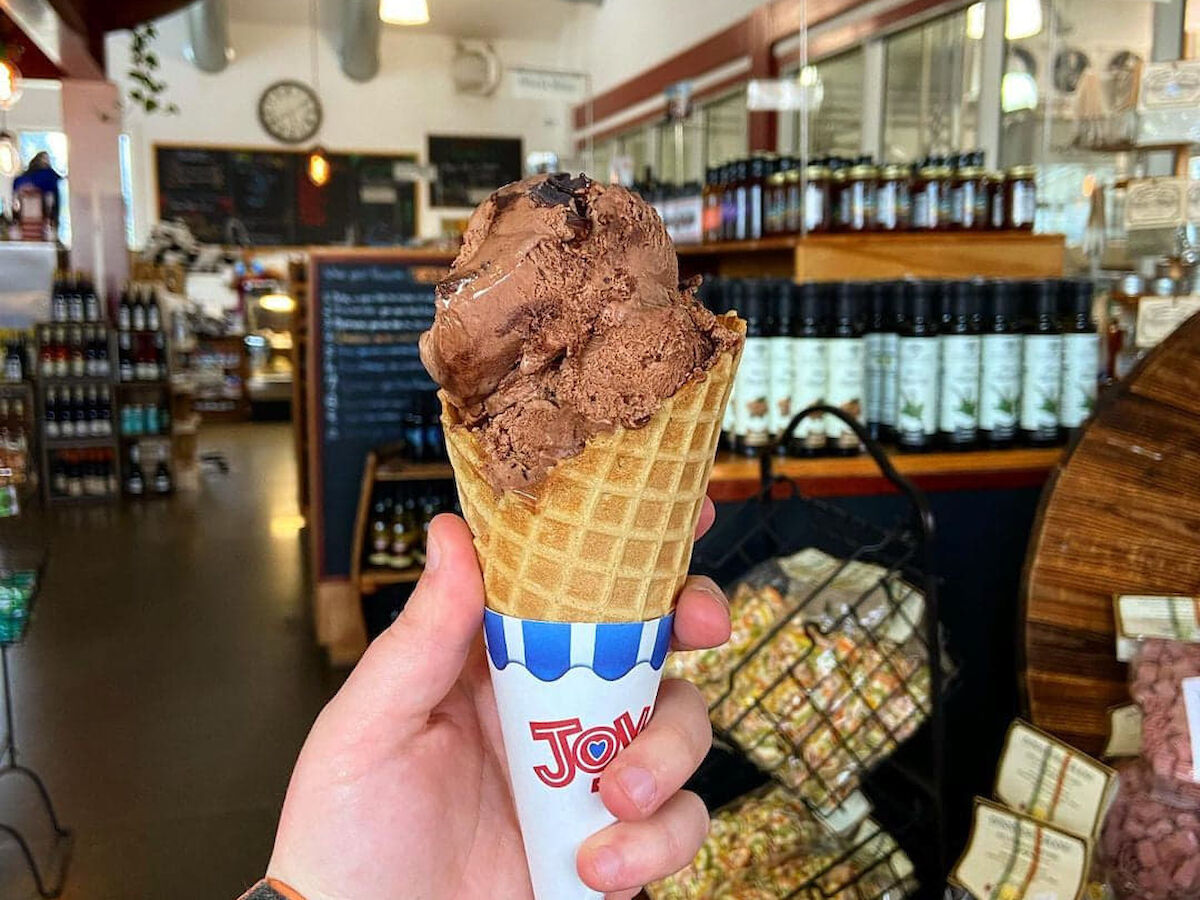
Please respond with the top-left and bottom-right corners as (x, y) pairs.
(988, 168), (1006, 229)
(911, 157), (944, 231)
(802, 158), (832, 234)
(764, 157), (792, 236)
(783, 161), (803, 234)
(1004, 165), (1037, 230)
(845, 156), (878, 232)
(953, 151), (988, 231)
(830, 158), (851, 231)
(876, 164), (910, 232)
(935, 156), (955, 227)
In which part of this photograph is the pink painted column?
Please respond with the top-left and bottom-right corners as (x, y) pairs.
(60, 79), (129, 297)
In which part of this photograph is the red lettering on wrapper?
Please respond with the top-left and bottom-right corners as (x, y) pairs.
(529, 706), (653, 789)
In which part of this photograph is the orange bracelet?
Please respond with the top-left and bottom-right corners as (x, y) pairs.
(238, 878), (305, 900)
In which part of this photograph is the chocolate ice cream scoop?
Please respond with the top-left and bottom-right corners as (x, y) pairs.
(420, 173), (741, 493)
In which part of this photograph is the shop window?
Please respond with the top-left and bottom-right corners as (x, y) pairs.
(704, 90), (748, 171)
(18, 130), (71, 247)
(657, 115), (706, 186)
(882, 9), (984, 162)
(778, 49), (865, 158)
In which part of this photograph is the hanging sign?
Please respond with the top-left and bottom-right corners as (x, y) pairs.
(509, 68), (589, 103)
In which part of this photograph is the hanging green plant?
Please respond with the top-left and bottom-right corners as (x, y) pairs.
(127, 24), (179, 115)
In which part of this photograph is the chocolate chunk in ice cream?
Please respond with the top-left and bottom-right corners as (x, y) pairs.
(419, 173), (741, 493)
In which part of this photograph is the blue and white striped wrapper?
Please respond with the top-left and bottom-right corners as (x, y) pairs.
(484, 607), (674, 900)
(483, 609), (674, 682)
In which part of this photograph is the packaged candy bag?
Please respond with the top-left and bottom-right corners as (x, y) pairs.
(1128, 637), (1200, 800)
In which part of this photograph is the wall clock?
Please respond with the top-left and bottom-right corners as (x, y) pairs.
(258, 80), (323, 145)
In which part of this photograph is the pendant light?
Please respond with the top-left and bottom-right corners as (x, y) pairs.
(380, 0), (429, 26)
(0, 57), (23, 110)
(306, 0), (329, 187)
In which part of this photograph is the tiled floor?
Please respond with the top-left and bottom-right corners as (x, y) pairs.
(0, 423), (344, 900)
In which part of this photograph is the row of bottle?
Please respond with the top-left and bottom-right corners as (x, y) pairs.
(366, 487), (461, 572)
(50, 271), (106, 323)
(120, 401), (172, 437)
(0, 398), (30, 483)
(43, 385), (114, 438)
(116, 284), (164, 333)
(37, 325), (112, 379)
(703, 276), (1098, 454)
(117, 330), (169, 382)
(401, 393), (449, 463)
(691, 153), (1035, 243)
(125, 444), (173, 496)
(49, 449), (119, 499)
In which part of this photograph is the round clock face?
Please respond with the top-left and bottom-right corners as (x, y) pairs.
(258, 80), (322, 144)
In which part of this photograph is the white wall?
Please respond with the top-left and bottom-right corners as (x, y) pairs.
(572, 0), (762, 96)
(106, 12), (582, 243)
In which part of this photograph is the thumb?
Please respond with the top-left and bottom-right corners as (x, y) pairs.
(332, 513), (486, 743)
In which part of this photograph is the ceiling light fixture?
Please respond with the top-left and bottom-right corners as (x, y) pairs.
(0, 59), (23, 110)
(380, 0), (430, 26)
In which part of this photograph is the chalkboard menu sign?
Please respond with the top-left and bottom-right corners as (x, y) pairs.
(309, 251), (454, 579)
(156, 145), (418, 246)
(428, 135), (523, 207)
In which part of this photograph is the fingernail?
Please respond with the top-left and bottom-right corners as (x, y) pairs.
(697, 579), (728, 611)
(617, 765), (656, 811)
(590, 845), (622, 886)
(425, 528), (443, 572)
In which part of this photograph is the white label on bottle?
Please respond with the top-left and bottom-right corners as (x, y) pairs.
(825, 338), (864, 448)
(735, 186), (748, 240)
(791, 338), (828, 447)
(1012, 181), (1036, 227)
(878, 332), (899, 427)
(1020, 334), (1062, 435)
(735, 336), (771, 445)
(749, 185), (763, 240)
(896, 337), (939, 442)
(768, 336), (794, 436)
(864, 332), (883, 425)
(1059, 332), (1098, 428)
(803, 183), (824, 232)
(938, 334), (981, 437)
(979, 334), (1023, 437)
(877, 183), (897, 229)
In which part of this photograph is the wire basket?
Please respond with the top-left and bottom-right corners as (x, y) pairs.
(683, 406), (946, 896)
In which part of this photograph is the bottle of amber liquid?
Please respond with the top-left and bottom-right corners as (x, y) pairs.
(876, 164), (910, 232)
(825, 282), (865, 455)
(789, 282), (830, 457)
(1005, 165), (1037, 230)
(784, 160), (803, 234)
(846, 156), (878, 232)
(764, 158), (791, 236)
(735, 280), (773, 455)
(956, 151), (988, 231)
(702, 167), (722, 243)
(912, 157), (942, 231)
(803, 158), (832, 234)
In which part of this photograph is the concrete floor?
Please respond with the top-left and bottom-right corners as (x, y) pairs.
(0, 423), (344, 900)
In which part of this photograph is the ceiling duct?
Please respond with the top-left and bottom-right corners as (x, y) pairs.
(183, 0), (232, 73)
(339, 0), (382, 82)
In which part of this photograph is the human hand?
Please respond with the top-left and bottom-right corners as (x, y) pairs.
(267, 500), (731, 900)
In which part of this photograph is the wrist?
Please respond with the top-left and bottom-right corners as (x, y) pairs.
(239, 878), (306, 900)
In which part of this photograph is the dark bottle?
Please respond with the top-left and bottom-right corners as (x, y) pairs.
(368, 497), (394, 567)
(895, 280), (940, 451)
(701, 167), (720, 243)
(747, 154), (769, 240)
(789, 282), (829, 457)
(979, 280), (1023, 447)
(44, 386), (59, 439)
(825, 282), (865, 455)
(404, 407), (427, 461)
(131, 287), (147, 332)
(721, 163), (738, 241)
(1019, 280), (1064, 446)
(118, 287), (132, 331)
(764, 157), (792, 236)
(937, 280), (982, 450)
(52, 276), (68, 322)
(733, 159), (751, 242)
(126, 445), (145, 496)
(153, 455), (172, 494)
(863, 281), (888, 441)
(876, 281), (903, 441)
(735, 280), (772, 455)
(767, 280), (794, 447)
(783, 160), (802, 234)
(147, 290), (162, 332)
(84, 278), (101, 322)
(1058, 278), (1098, 438)
(830, 158), (850, 232)
(118, 330), (134, 382)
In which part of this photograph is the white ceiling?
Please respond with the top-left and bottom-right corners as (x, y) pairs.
(230, 0), (589, 41)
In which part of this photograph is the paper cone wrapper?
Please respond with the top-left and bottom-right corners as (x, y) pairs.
(484, 608), (673, 900)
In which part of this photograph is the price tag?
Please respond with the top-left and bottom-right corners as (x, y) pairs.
(1114, 595), (1200, 641)
(1104, 705), (1143, 758)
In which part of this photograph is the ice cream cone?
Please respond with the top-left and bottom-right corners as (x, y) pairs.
(438, 314), (742, 900)
(441, 314), (744, 624)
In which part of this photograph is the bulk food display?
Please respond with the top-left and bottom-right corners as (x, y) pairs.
(665, 409), (947, 898)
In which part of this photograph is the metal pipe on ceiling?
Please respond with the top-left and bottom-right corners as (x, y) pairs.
(340, 0), (381, 82)
(183, 0), (232, 73)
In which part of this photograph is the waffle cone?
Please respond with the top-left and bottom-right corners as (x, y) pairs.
(442, 315), (744, 624)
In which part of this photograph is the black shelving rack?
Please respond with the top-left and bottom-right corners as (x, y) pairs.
(688, 405), (946, 900)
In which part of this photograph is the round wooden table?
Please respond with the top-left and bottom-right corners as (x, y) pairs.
(1023, 313), (1200, 755)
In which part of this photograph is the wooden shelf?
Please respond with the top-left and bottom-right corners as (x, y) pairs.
(360, 567), (423, 592)
(708, 446), (1064, 502)
(44, 436), (118, 450)
(374, 461), (454, 482)
(677, 232), (1066, 281)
